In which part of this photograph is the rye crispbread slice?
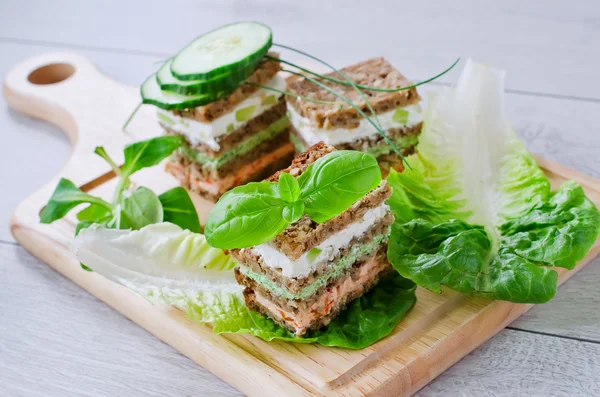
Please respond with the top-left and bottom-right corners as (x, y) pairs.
(163, 98), (287, 157)
(286, 57), (421, 129)
(165, 143), (294, 202)
(171, 52), (281, 122)
(234, 214), (392, 299)
(242, 248), (393, 337)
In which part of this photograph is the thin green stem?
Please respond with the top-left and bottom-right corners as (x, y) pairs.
(269, 55), (460, 93)
(123, 102), (142, 132)
(94, 146), (121, 176)
(273, 43), (383, 131)
(244, 82), (337, 105)
(283, 69), (409, 167)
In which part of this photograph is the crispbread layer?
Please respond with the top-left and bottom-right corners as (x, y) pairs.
(163, 97), (287, 157)
(243, 248), (393, 336)
(286, 57), (420, 129)
(171, 52), (281, 122)
(171, 127), (290, 179)
(232, 211), (393, 297)
(234, 213), (394, 300)
(166, 143), (295, 202)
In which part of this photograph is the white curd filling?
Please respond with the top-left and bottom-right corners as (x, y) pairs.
(157, 74), (287, 151)
(251, 203), (390, 278)
(288, 103), (423, 147)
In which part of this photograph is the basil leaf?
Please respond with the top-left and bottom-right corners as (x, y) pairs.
(120, 187), (163, 230)
(76, 203), (112, 222)
(205, 181), (290, 249)
(282, 201), (304, 223)
(40, 178), (113, 224)
(298, 151), (381, 223)
(158, 187), (201, 233)
(121, 136), (183, 178)
(278, 172), (300, 203)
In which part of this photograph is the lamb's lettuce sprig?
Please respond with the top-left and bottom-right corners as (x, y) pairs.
(205, 150), (382, 249)
(41, 136), (200, 236)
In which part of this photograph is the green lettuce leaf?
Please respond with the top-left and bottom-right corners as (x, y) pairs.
(73, 223), (416, 349)
(387, 59), (600, 303)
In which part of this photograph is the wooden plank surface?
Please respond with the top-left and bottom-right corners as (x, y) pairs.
(1, 1), (600, 396)
(0, 0), (598, 99)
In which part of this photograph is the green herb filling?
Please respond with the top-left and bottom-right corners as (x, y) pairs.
(180, 116), (289, 170)
(238, 232), (389, 300)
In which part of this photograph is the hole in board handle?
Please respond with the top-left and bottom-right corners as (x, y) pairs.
(28, 63), (75, 85)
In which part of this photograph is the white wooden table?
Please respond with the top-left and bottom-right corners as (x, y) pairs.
(1, 1), (599, 396)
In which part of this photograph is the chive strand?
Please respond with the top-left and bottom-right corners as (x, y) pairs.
(268, 55), (460, 93)
(283, 69), (408, 166)
(273, 43), (383, 131)
(244, 82), (337, 105)
(122, 102), (142, 132)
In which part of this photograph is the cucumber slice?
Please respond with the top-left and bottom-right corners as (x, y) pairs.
(171, 22), (272, 81)
(141, 74), (231, 110)
(157, 59), (257, 95)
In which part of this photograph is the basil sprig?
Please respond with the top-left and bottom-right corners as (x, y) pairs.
(205, 151), (381, 249)
(41, 136), (201, 238)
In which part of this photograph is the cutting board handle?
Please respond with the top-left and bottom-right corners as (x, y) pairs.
(3, 52), (161, 185)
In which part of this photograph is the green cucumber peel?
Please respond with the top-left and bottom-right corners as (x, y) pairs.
(205, 150), (382, 249)
(40, 136), (201, 242)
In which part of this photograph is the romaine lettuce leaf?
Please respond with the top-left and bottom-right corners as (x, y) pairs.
(73, 223), (416, 349)
(387, 59), (600, 303)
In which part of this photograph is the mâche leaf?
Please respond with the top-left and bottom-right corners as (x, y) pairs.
(121, 135), (184, 178)
(40, 178), (113, 224)
(120, 187), (164, 230)
(41, 136), (198, 240)
(205, 181), (290, 249)
(158, 187), (201, 233)
(298, 151), (381, 223)
(386, 59), (600, 304)
(76, 203), (112, 223)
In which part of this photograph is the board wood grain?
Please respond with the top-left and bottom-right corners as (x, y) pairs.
(4, 52), (600, 397)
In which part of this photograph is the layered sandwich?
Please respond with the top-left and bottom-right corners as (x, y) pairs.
(230, 143), (394, 336)
(286, 57), (423, 174)
(138, 22), (295, 201)
(162, 54), (295, 201)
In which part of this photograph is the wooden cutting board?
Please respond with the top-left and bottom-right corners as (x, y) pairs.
(5, 52), (600, 397)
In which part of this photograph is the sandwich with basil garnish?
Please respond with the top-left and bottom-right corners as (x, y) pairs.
(286, 57), (423, 175)
(205, 142), (397, 336)
(140, 22), (295, 201)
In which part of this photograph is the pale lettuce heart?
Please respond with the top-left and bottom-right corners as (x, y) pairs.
(387, 59), (600, 303)
(71, 223), (242, 309)
(71, 222), (417, 349)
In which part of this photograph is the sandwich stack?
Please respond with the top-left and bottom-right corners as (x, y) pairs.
(286, 57), (423, 175)
(231, 143), (395, 336)
(162, 54), (295, 201)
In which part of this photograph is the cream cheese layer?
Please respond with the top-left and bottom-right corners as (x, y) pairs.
(288, 103), (423, 147)
(251, 203), (390, 278)
(157, 74), (286, 151)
